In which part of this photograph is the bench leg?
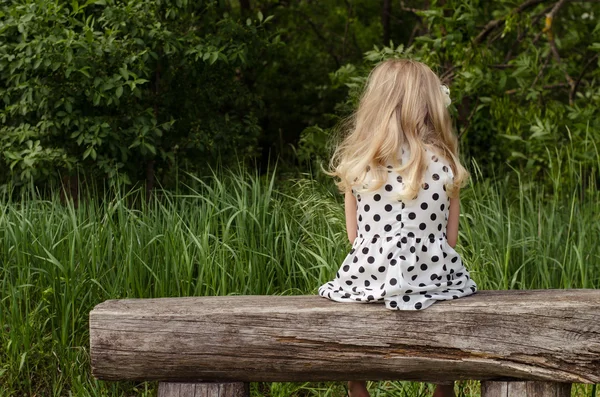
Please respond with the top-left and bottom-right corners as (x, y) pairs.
(158, 382), (250, 397)
(481, 381), (572, 396)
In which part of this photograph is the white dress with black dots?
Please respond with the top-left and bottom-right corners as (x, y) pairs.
(318, 144), (478, 311)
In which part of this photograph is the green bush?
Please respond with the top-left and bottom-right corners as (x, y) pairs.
(0, 0), (279, 190)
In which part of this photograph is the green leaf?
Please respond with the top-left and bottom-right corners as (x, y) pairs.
(115, 85), (123, 98)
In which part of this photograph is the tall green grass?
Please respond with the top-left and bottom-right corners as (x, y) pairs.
(0, 156), (598, 396)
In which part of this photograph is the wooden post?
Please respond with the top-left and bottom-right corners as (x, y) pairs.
(158, 382), (249, 397)
(481, 381), (571, 397)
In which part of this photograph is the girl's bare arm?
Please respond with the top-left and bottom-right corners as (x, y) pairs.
(446, 193), (460, 248)
(344, 190), (358, 244)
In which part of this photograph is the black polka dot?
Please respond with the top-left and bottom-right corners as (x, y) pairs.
(374, 194), (381, 201)
(378, 266), (386, 272)
(390, 259), (397, 266)
(430, 273), (438, 280)
(421, 203), (428, 210)
(403, 295), (410, 302)
(400, 255), (406, 260)
(346, 280), (353, 285)
(390, 300), (397, 308)
(410, 246), (416, 253)
(432, 174), (440, 181)
(420, 263), (428, 271)
(373, 214), (380, 222)
(443, 166), (448, 172)
(387, 252), (393, 259)
(419, 283), (426, 287)
(385, 184), (393, 191)
(438, 224), (442, 231)
(359, 266), (365, 273)
(451, 256), (458, 263)
(364, 204), (370, 212)
(365, 280), (370, 287)
(432, 256), (439, 262)
(419, 223), (426, 230)
(422, 183), (429, 190)
(415, 302), (422, 309)
(431, 214), (437, 221)
(359, 215), (363, 221)
(408, 212), (416, 220)
(353, 256), (358, 263)
(385, 204), (392, 212)
(408, 232), (415, 237)
(343, 265), (350, 271)
(396, 214), (402, 221)
(421, 245), (427, 252)
(365, 224), (371, 231)
(384, 224), (392, 232)
(397, 176), (403, 183)
(362, 247), (369, 254)
(407, 266), (414, 272)
(411, 275), (417, 280)
(441, 204), (445, 211)
(371, 237), (378, 243)
(368, 256), (375, 263)
(371, 274), (378, 280)
(389, 278), (397, 286)
(432, 155), (438, 162)
(433, 193), (439, 200)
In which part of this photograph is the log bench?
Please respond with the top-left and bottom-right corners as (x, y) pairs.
(89, 289), (600, 396)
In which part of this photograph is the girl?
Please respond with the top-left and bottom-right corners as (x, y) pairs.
(317, 59), (478, 397)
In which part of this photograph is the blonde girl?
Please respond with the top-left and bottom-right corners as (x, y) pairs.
(318, 58), (477, 397)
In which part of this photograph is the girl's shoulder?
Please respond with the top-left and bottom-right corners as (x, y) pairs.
(423, 144), (455, 181)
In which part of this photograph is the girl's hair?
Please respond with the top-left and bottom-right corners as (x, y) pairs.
(323, 58), (469, 201)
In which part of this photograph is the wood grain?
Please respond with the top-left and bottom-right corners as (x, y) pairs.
(89, 290), (600, 383)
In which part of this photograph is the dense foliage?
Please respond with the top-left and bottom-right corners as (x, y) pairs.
(0, 0), (277, 190)
(2, 0), (599, 192)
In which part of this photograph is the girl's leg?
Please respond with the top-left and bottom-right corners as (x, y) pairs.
(432, 381), (455, 397)
(347, 380), (370, 397)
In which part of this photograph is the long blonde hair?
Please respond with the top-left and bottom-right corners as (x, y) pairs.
(323, 58), (469, 201)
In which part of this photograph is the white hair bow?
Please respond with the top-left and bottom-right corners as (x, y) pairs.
(440, 84), (451, 107)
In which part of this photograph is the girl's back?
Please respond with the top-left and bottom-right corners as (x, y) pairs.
(318, 143), (477, 310)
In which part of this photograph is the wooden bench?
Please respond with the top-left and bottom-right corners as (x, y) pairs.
(89, 289), (600, 396)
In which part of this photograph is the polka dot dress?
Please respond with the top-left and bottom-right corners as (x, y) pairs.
(318, 144), (478, 311)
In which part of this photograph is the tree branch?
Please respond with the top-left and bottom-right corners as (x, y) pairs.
(569, 53), (599, 105)
(473, 0), (547, 46)
(543, 0), (575, 104)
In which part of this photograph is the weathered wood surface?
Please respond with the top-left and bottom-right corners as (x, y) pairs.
(89, 289), (600, 383)
(157, 382), (249, 397)
(481, 381), (571, 397)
